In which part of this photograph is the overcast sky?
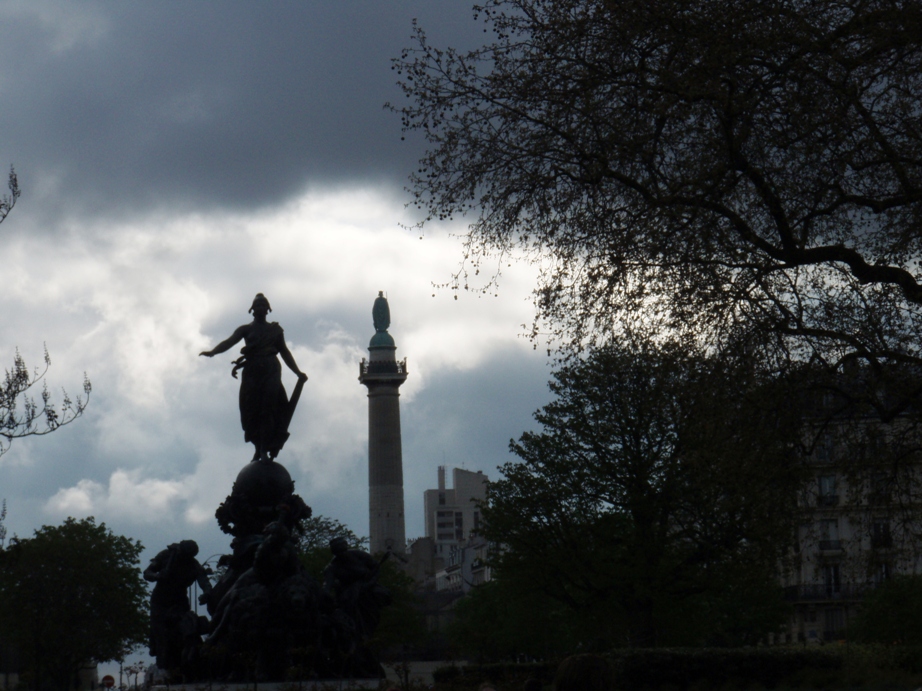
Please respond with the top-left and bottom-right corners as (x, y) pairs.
(0, 0), (553, 606)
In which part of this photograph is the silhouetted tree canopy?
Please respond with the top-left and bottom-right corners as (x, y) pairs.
(852, 574), (922, 644)
(394, 1), (922, 411)
(481, 342), (800, 647)
(447, 576), (585, 661)
(0, 517), (148, 691)
(295, 514), (366, 555)
(296, 515), (425, 656)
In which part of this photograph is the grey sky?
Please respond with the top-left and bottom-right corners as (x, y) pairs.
(1, 1), (553, 578)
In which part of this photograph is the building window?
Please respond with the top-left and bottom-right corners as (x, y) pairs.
(819, 519), (840, 551)
(824, 608), (845, 641)
(871, 520), (892, 549)
(818, 475), (838, 506)
(438, 492), (446, 506)
(869, 472), (892, 505)
(823, 564), (841, 597)
(815, 433), (834, 462)
(873, 562), (891, 586)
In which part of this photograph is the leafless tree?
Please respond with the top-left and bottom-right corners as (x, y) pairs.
(0, 168), (90, 456)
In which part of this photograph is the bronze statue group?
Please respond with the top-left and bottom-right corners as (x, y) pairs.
(144, 294), (391, 682)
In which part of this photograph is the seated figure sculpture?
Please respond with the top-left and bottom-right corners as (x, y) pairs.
(200, 293), (308, 462)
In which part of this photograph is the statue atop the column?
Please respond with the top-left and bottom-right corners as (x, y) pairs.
(200, 293), (308, 462)
(372, 290), (390, 332)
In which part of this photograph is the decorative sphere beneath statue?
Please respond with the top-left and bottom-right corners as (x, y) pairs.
(233, 460), (295, 507)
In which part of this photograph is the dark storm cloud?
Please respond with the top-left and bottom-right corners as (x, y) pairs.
(0, 2), (483, 224)
(0, 1), (559, 599)
(402, 346), (550, 485)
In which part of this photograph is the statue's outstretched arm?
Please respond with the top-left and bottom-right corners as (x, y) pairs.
(200, 325), (247, 357)
(279, 340), (308, 381)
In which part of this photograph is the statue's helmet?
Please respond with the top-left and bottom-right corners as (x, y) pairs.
(249, 293), (272, 314)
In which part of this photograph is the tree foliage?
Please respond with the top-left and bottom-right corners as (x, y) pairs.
(296, 515), (425, 654)
(0, 169), (90, 455)
(481, 342), (800, 647)
(852, 575), (922, 644)
(0, 517), (148, 690)
(394, 0), (922, 409)
(368, 560), (428, 654)
(296, 513), (367, 578)
(447, 577), (582, 661)
(295, 513), (366, 554)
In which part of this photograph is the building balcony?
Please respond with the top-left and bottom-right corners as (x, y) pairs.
(783, 583), (869, 602)
(871, 534), (893, 549)
(866, 493), (892, 506)
(818, 539), (843, 551)
(817, 495), (840, 507)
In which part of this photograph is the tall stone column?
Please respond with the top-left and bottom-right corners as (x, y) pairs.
(359, 291), (408, 554)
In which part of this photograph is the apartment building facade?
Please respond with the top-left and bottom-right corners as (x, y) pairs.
(783, 402), (922, 643)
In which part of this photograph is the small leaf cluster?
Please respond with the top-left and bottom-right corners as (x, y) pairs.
(1, 347), (92, 456)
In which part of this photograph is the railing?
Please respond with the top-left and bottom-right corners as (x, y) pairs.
(818, 539), (842, 551)
(817, 495), (840, 507)
(783, 583), (871, 602)
(359, 357), (408, 377)
(871, 534), (893, 549)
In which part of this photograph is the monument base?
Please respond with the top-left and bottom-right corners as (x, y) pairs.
(153, 680), (380, 691)
(146, 459), (388, 684)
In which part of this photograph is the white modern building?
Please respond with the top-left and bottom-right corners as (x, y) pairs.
(418, 466), (494, 594)
(423, 467), (487, 558)
(434, 535), (492, 594)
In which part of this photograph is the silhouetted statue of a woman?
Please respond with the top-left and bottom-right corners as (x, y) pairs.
(200, 293), (308, 462)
